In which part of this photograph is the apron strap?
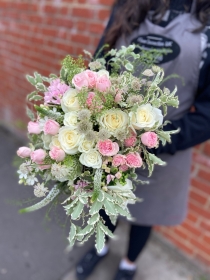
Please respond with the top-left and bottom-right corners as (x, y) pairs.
(190, 0), (197, 14)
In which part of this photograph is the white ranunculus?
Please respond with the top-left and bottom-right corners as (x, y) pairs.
(41, 134), (52, 150)
(78, 139), (94, 153)
(98, 109), (128, 134)
(49, 135), (62, 149)
(61, 89), (80, 112)
(64, 112), (78, 129)
(58, 127), (82, 154)
(129, 103), (163, 130)
(79, 149), (102, 169)
(107, 179), (136, 205)
(97, 69), (109, 78)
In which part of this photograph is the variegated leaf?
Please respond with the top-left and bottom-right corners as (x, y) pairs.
(89, 201), (103, 216)
(97, 191), (104, 202)
(95, 225), (105, 253)
(99, 221), (115, 238)
(104, 200), (117, 215)
(71, 201), (84, 220)
(88, 213), (100, 225)
(77, 224), (94, 236)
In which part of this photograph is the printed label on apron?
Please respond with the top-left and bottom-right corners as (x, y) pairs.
(131, 34), (181, 64)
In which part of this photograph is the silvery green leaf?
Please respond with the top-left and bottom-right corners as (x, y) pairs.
(71, 201), (84, 220)
(63, 198), (78, 212)
(97, 191), (104, 202)
(19, 185), (60, 213)
(26, 75), (36, 85)
(27, 91), (38, 101)
(109, 215), (118, 226)
(88, 213), (100, 225)
(157, 131), (171, 143)
(148, 153), (166, 166)
(99, 221), (115, 238)
(34, 72), (43, 83)
(26, 106), (35, 121)
(125, 63), (133, 72)
(60, 67), (67, 81)
(104, 192), (114, 202)
(30, 95), (43, 101)
(42, 76), (50, 83)
(80, 228), (95, 244)
(115, 204), (130, 217)
(49, 73), (58, 79)
(77, 224), (94, 236)
(95, 225), (105, 253)
(68, 223), (77, 243)
(104, 200), (117, 215)
(82, 191), (93, 198)
(115, 195), (124, 204)
(36, 83), (47, 92)
(89, 201), (103, 215)
(79, 196), (88, 205)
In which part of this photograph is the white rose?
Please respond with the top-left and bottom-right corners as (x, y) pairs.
(78, 139), (94, 153)
(97, 69), (109, 78)
(79, 149), (102, 169)
(99, 109), (128, 134)
(41, 134), (52, 150)
(64, 112), (78, 129)
(61, 89), (80, 112)
(49, 135), (62, 149)
(58, 127), (82, 154)
(129, 104), (163, 130)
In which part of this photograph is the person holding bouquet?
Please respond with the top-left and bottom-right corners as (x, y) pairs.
(76, 0), (210, 279)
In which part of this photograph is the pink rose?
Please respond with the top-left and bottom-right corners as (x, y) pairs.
(126, 152), (143, 168)
(17, 147), (31, 158)
(49, 146), (65, 162)
(31, 149), (46, 164)
(112, 154), (126, 167)
(72, 72), (89, 90)
(96, 75), (111, 92)
(124, 136), (137, 147)
(107, 174), (115, 184)
(27, 121), (41, 134)
(85, 70), (98, 88)
(114, 92), (122, 103)
(141, 132), (158, 148)
(119, 164), (129, 172)
(86, 92), (95, 107)
(97, 140), (119, 156)
(44, 119), (60, 135)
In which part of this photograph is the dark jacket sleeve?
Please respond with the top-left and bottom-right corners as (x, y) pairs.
(156, 85), (210, 155)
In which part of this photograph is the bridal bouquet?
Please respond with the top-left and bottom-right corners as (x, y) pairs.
(16, 45), (179, 252)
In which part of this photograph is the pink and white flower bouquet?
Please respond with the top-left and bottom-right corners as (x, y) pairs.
(17, 45), (179, 252)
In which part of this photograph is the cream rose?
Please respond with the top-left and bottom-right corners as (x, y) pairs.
(78, 139), (94, 153)
(99, 109), (128, 134)
(58, 127), (82, 154)
(64, 112), (78, 129)
(61, 89), (80, 112)
(79, 149), (102, 168)
(129, 103), (163, 130)
(49, 135), (62, 149)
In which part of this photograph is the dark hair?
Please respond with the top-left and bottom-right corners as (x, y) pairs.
(105, 0), (210, 49)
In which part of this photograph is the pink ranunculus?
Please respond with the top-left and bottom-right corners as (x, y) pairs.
(44, 119), (60, 135)
(49, 146), (65, 162)
(96, 74), (111, 92)
(97, 140), (119, 156)
(86, 92), (95, 107)
(114, 92), (122, 103)
(27, 121), (41, 134)
(38, 163), (51, 170)
(107, 174), (115, 184)
(17, 147), (32, 158)
(31, 149), (46, 164)
(112, 154), (126, 167)
(126, 152), (143, 168)
(85, 70), (98, 88)
(119, 164), (129, 172)
(72, 71), (89, 90)
(141, 132), (158, 148)
(124, 135), (137, 147)
(44, 78), (70, 105)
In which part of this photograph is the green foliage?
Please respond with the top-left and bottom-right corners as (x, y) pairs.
(61, 55), (85, 84)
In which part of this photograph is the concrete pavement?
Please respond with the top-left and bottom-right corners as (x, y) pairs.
(0, 127), (209, 280)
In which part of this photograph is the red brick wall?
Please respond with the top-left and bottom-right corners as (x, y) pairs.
(1, 0), (210, 267)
